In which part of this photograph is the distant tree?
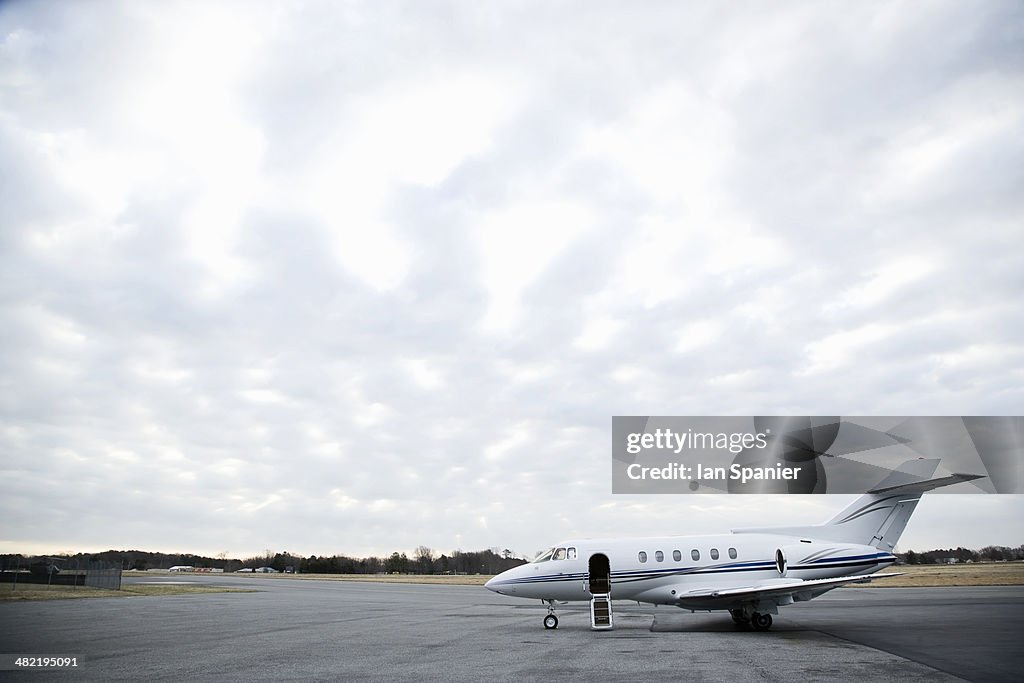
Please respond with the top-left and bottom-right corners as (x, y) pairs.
(905, 550), (918, 565)
(414, 546), (435, 574)
(386, 552), (409, 573)
(954, 547), (977, 563)
(980, 546), (1011, 561)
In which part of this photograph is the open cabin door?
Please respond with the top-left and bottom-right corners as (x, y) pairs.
(588, 553), (612, 630)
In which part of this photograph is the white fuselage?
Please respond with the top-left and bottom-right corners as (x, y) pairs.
(485, 533), (894, 609)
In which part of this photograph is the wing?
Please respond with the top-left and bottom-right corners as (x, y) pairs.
(673, 572), (901, 610)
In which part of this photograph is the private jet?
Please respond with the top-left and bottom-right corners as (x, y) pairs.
(485, 459), (981, 630)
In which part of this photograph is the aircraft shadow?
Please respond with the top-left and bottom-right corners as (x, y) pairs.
(650, 614), (805, 633)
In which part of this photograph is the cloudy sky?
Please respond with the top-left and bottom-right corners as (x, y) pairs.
(2, 0), (1022, 560)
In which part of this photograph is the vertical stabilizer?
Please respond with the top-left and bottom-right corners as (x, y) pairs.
(823, 493), (922, 550)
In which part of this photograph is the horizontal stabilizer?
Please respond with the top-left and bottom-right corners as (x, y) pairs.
(868, 473), (984, 494)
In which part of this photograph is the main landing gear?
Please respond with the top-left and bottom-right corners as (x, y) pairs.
(543, 600), (559, 629)
(730, 608), (773, 631)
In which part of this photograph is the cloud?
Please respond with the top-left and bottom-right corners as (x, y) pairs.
(1, 0), (1022, 558)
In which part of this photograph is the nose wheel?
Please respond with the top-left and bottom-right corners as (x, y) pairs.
(543, 599), (559, 629)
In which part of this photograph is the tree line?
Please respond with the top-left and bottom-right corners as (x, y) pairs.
(0, 546), (528, 575)
(289, 547), (525, 575)
(900, 545), (1024, 565)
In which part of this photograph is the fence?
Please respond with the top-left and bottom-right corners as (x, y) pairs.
(80, 560), (122, 590)
(0, 558), (122, 591)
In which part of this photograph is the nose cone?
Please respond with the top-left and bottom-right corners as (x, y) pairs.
(485, 568), (515, 595)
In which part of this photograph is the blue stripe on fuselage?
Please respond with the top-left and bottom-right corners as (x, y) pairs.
(487, 553), (894, 587)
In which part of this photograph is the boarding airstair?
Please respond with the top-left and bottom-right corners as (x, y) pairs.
(590, 593), (613, 630)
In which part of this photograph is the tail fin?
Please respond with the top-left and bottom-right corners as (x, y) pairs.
(733, 459), (984, 550)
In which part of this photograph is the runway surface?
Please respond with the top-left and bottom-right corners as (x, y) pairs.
(1, 575), (1021, 681)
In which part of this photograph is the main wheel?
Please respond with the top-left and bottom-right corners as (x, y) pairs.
(543, 614), (558, 629)
(751, 612), (773, 631)
(730, 610), (749, 627)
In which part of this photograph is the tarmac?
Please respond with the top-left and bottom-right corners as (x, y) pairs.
(1, 574), (1021, 681)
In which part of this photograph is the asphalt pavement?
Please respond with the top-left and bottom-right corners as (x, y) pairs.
(1, 574), (1020, 681)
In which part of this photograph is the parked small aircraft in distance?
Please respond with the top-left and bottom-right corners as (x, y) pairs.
(485, 459), (981, 631)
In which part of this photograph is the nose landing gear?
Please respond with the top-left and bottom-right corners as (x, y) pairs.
(543, 600), (559, 629)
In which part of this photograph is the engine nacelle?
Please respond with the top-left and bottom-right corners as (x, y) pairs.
(775, 542), (893, 579)
(774, 545), (796, 576)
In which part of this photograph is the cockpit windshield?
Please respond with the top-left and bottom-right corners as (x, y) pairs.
(532, 548), (555, 563)
(532, 546), (576, 563)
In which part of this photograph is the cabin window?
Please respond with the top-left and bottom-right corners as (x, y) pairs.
(655, 550), (664, 562)
(729, 547), (737, 559)
(673, 550), (681, 562)
(638, 551), (647, 563)
(554, 547), (566, 561)
(567, 547), (577, 560)
(691, 549), (700, 561)
(710, 548), (719, 560)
